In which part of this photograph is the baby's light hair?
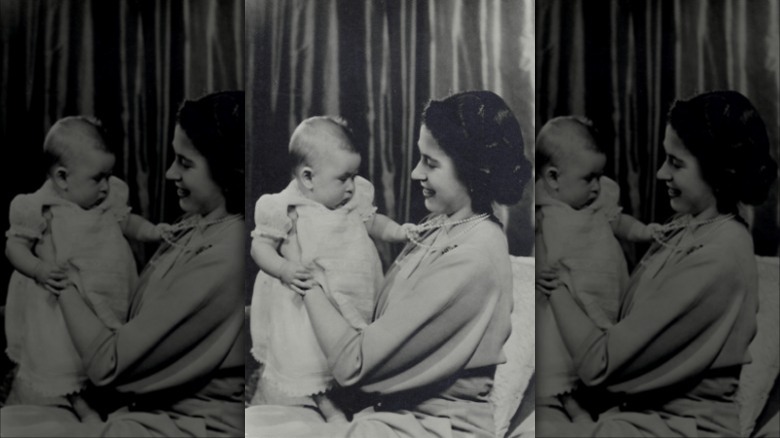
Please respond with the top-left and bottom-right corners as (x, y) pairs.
(43, 116), (110, 176)
(535, 116), (603, 176)
(288, 116), (358, 175)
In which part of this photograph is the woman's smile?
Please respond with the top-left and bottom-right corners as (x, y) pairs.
(411, 125), (473, 218)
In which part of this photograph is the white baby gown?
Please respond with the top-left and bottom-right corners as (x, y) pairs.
(5, 177), (137, 398)
(250, 176), (384, 396)
(535, 176), (630, 398)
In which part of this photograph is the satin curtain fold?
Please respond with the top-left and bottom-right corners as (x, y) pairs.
(537, 0), (780, 258)
(247, 0), (535, 267)
(0, 0), (244, 302)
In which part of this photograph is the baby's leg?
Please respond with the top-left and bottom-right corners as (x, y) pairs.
(67, 393), (102, 423)
(313, 392), (348, 423)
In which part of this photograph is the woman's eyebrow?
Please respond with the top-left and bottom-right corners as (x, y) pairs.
(176, 153), (193, 163)
(421, 153), (439, 164)
(666, 153), (682, 162)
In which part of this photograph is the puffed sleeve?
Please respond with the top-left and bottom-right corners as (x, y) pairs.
(570, 236), (755, 394)
(103, 176), (132, 223)
(591, 176), (622, 222)
(351, 176), (378, 222)
(325, 242), (509, 394)
(6, 194), (46, 241)
(250, 194), (292, 242)
(77, 222), (244, 392)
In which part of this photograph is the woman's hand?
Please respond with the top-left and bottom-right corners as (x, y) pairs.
(33, 261), (70, 295)
(279, 261), (314, 295)
(536, 264), (562, 297)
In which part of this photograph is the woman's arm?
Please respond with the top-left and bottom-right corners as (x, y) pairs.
(305, 242), (510, 394)
(550, 240), (751, 393)
(57, 229), (244, 391)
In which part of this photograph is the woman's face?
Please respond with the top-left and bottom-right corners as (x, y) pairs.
(166, 124), (226, 217)
(656, 125), (717, 217)
(411, 124), (473, 218)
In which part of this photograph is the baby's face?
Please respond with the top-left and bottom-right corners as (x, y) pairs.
(63, 147), (115, 209)
(553, 148), (606, 210)
(306, 148), (361, 209)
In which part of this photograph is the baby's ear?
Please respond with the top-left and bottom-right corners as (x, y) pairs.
(543, 166), (560, 190)
(52, 166), (69, 190)
(300, 166), (315, 190)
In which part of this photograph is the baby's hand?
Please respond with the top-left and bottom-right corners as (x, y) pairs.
(279, 261), (314, 295)
(645, 222), (664, 241)
(399, 223), (418, 241)
(33, 262), (70, 294)
(154, 223), (173, 241)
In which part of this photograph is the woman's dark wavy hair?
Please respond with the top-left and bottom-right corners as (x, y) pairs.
(667, 90), (777, 214)
(177, 90), (245, 215)
(422, 91), (532, 216)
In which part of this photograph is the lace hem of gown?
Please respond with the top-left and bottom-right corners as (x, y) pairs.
(259, 358), (334, 397)
(13, 366), (88, 397)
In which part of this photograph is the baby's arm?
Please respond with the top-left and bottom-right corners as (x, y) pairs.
(123, 213), (170, 242)
(5, 236), (69, 292)
(613, 213), (661, 242)
(251, 235), (313, 293)
(366, 213), (414, 243)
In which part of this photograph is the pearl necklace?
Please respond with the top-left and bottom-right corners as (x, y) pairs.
(406, 213), (490, 251)
(161, 213), (241, 251)
(651, 213), (734, 249)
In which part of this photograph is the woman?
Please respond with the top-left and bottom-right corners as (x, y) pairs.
(246, 90), (532, 437)
(0, 90), (246, 437)
(538, 90), (777, 437)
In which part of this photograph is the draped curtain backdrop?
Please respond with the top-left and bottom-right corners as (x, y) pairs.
(537, 0), (780, 260)
(0, 0), (244, 305)
(247, 0), (535, 278)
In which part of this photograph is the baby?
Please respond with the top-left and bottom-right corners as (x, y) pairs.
(4, 116), (167, 417)
(249, 116), (412, 421)
(534, 116), (660, 421)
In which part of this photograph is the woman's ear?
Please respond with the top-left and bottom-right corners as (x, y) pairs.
(53, 167), (69, 190)
(300, 166), (315, 190)
(542, 166), (560, 191)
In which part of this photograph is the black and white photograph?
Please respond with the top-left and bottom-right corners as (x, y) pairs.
(244, 1), (535, 437)
(535, 1), (779, 437)
(2, 1), (778, 437)
(1, 1), (246, 436)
